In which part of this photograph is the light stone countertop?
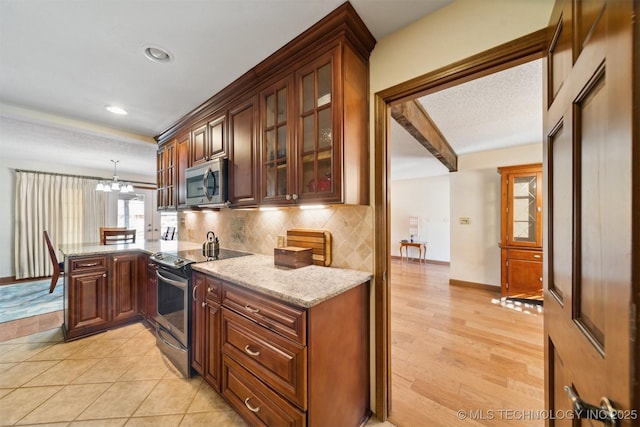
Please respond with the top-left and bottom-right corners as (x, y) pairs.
(59, 240), (202, 257)
(192, 254), (372, 308)
(59, 240), (371, 308)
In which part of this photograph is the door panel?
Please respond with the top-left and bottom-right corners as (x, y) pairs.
(544, 0), (635, 424)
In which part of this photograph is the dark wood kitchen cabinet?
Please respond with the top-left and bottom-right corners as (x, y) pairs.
(64, 253), (143, 341)
(228, 97), (258, 207)
(191, 271), (222, 391)
(65, 256), (110, 340)
(110, 254), (139, 323)
(157, 139), (176, 210)
(139, 254), (158, 326)
(217, 277), (369, 427)
(260, 44), (369, 206)
(260, 76), (294, 205)
(176, 135), (189, 208)
(190, 114), (226, 167)
(155, 3), (374, 208)
(158, 135), (189, 211)
(498, 163), (543, 299)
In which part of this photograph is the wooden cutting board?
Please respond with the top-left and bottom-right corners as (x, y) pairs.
(286, 228), (332, 266)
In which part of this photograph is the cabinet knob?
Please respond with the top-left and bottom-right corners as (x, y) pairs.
(207, 286), (213, 293)
(102, 273), (107, 278)
(292, 193), (299, 200)
(285, 194), (291, 201)
(539, 277), (543, 282)
(202, 301), (207, 308)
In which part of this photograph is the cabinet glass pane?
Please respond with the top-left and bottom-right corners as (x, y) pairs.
(512, 176), (537, 242)
(302, 159), (315, 193)
(318, 108), (331, 148)
(303, 115), (315, 152)
(266, 94), (275, 127)
(302, 73), (314, 113)
(277, 160), (287, 195)
(277, 88), (287, 123)
(265, 129), (275, 161)
(317, 63), (331, 107)
(266, 164), (276, 197)
(277, 125), (287, 158)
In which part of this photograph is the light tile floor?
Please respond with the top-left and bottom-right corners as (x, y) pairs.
(0, 322), (395, 427)
(0, 323), (249, 426)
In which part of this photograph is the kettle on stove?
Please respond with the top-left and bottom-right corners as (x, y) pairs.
(202, 231), (219, 259)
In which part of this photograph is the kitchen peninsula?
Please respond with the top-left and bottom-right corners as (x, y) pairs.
(59, 241), (372, 427)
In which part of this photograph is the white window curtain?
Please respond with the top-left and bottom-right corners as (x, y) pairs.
(14, 171), (108, 280)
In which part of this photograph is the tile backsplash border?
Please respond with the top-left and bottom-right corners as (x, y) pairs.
(180, 205), (373, 273)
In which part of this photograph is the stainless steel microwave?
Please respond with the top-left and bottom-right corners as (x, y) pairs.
(185, 158), (228, 207)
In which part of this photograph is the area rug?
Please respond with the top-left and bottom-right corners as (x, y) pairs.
(0, 279), (63, 323)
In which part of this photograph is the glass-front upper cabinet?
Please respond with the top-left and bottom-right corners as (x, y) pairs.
(499, 164), (543, 248)
(296, 49), (339, 202)
(260, 77), (292, 204)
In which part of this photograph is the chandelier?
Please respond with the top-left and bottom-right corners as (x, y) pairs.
(96, 160), (134, 193)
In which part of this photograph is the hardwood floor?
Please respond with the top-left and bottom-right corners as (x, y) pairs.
(389, 260), (544, 427)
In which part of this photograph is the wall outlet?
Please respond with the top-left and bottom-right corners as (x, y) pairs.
(276, 235), (285, 248)
(459, 217), (471, 225)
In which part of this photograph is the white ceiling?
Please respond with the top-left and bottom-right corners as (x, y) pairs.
(0, 0), (542, 182)
(391, 59), (543, 181)
(0, 0), (453, 137)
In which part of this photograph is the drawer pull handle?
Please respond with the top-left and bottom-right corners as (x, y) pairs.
(244, 397), (261, 413)
(533, 254), (542, 259)
(244, 345), (260, 357)
(78, 262), (98, 267)
(244, 305), (260, 314)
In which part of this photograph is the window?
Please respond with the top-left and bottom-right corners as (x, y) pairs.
(117, 193), (145, 242)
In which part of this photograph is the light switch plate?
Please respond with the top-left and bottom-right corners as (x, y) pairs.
(459, 217), (471, 225)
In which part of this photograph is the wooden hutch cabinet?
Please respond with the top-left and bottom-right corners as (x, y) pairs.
(498, 163), (543, 299)
(155, 2), (374, 209)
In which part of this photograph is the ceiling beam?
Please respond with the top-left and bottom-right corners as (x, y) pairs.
(391, 100), (458, 172)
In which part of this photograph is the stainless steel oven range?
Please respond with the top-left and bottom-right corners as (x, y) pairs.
(149, 248), (250, 378)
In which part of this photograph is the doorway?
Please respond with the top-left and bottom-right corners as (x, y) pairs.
(373, 29), (548, 420)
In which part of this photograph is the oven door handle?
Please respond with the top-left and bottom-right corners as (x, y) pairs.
(157, 271), (187, 289)
(157, 327), (184, 352)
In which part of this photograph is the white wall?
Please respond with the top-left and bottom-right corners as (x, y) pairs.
(0, 115), (156, 279)
(368, 0), (553, 287)
(390, 174), (450, 262)
(449, 143), (542, 286)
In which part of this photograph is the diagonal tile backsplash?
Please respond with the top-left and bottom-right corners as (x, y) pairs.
(180, 205), (373, 272)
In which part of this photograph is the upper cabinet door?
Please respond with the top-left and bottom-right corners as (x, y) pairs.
(190, 124), (208, 166)
(260, 76), (294, 205)
(295, 48), (341, 204)
(228, 97), (258, 207)
(190, 114), (227, 167)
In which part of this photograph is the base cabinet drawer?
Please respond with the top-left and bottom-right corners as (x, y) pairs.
(222, 307), (307, 409)
(222, 355), (305, 427)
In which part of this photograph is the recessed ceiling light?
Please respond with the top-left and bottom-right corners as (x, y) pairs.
(106, 105), (128, 115)
(144, 45), (172, 63)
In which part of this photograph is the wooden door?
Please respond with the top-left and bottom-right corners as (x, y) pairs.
(544, 1), (637, 425)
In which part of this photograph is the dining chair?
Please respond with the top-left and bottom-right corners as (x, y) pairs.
(43, 230), (64, 293)
(102, 229), (136, 245)
(99, 227), (126, 244)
